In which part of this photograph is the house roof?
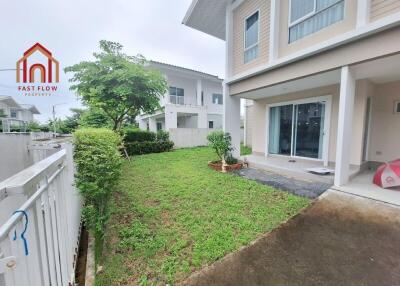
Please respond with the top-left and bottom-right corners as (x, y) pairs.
(182, 0), (228, 40)
(20, 104), (41, 114)
(149, 61), (223, 82)
(0, 95), (21, 108)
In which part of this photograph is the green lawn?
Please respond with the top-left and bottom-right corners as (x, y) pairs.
(97, 147), (309, 286)
(240, 143), (252, 156)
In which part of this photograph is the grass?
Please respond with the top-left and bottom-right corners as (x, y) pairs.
(240, 143), (252, 156)
(97, 147), (309, 286)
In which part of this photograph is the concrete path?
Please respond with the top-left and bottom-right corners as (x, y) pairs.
(235, 168), (332, 198)
(182, 190), (400, 286)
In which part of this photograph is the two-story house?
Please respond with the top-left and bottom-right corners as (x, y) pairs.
(0, 96), (40, 132)
(137, 61), (223, 132)
(184, 0), (400, 202)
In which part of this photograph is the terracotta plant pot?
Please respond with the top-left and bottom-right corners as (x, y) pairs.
(208, 160), (243, 172)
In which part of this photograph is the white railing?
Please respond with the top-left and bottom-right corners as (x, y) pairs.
(169, 95), (184, 105)
(0, 144), (82, 286)
(30, 132), (53, 141)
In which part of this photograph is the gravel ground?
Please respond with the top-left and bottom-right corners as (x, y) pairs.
(235, 168), (332, 198)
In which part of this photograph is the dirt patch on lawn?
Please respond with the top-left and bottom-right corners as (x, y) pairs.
(182, 190), (400, 286)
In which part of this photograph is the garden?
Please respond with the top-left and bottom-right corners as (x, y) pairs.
(94, 147), (309, 285)
(67, 41), (310, 285)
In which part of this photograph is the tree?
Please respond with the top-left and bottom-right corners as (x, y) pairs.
(62, 108), (86, 133)
(79, 108), (111, 129)
(65, 40), (167, 131)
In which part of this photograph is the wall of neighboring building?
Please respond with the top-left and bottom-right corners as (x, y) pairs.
(232, 0), (270, 76)
(177, 115), (198, 128)
(0, 102), (10, 116)
(370, 0), (400, 21)
(19, 110), (34, 122)
(369, 80), (400, 162)
(207, 114), (223, 130)
(169, 128), (213, 148)
(166, 74), (197, 105)
(0, 133), (33, 181)
(203, 80), (224, 114)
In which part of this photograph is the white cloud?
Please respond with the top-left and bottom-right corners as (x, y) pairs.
(0, 0), (225, 122)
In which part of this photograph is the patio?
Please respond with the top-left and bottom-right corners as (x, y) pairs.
(242, 153), (359, 184)
(335, 171), (400, 206)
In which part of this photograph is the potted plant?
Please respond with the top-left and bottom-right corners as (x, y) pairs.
(207, 131), (243, 172)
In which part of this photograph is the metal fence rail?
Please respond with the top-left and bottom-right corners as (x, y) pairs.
(0, 144), (82, 286)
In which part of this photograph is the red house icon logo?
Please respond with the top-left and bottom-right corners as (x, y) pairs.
(16, 43), (60, 83)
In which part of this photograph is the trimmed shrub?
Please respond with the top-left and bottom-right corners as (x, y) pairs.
(124, 129), (156, 143)
(156, 130), (170, 142)
(125, 140), (174, 155)
(73, 128), (122, 265)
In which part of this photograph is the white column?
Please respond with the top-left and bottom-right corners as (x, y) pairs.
(225, 3), (233, 78)
(138, 119), (147, 130)
(269, 0), (280, 62)
(357, 0), (371, 28)
(165, 106), (177, 130)
(197, 109), (207, 128)
(148, 117), (157, 132)
(335, 66), (356, 186)
(196, 79), (202, 106)
(243, 100), (247, 146)
(223, 83), (241, 158)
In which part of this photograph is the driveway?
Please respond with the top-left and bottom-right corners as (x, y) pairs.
(182, 190), (400, 286)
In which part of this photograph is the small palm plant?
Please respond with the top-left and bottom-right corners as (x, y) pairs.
(207, 131), (238, 172)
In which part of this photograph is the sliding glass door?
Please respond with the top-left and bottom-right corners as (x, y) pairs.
(268, 100), (327, 160)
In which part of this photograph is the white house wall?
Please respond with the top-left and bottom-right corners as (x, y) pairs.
(207, 114), (223, 129)
(369, 81), (400, 163)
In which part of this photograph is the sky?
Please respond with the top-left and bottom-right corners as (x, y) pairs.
(0, 0), (225, 122)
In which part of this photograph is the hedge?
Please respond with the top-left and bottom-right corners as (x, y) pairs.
(73, 128), (122, 265)
(124, 129), (156, 143)
(125, 140), (174, 155)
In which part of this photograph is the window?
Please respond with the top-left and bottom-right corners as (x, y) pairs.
(244, 11), (259, 63)
(395, 101), (400, 114)
(0, 108), (4, 117)
(169, 87), (184, 105)
(10, 109), (17, 118)
(209, 121), (214, 129)
(289, 0), (345, 43)
(156, 122), (162, 131)
(212, 94), (223, 105)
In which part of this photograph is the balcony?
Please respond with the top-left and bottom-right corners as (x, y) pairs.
(169, 95), (184, 105)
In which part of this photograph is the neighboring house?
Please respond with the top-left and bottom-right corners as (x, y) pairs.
(137, 61), (224, 132)
(183, 0), (400, 198)
(0, 95), (40, 132)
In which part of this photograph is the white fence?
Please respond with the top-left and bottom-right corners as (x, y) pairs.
(30, 132), (53, 141)
(169, 128), (213, 148)
(0, 144), (82, 286)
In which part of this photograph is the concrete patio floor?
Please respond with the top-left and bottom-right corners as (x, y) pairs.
(182, 190), (400, 286)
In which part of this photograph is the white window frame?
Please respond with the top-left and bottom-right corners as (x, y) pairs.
(264, 95), (332, 166)
(208, 121), (214, 129)
(244, 10), (260, 63)
(10, 108), (18, 118)
(169, 86), (185, 105)
(288, 0), (345, 40)
(212, 93), (223, 105)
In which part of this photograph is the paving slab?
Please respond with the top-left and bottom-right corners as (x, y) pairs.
(235, 168), (332, 198)
(181, 190), (400, 286)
